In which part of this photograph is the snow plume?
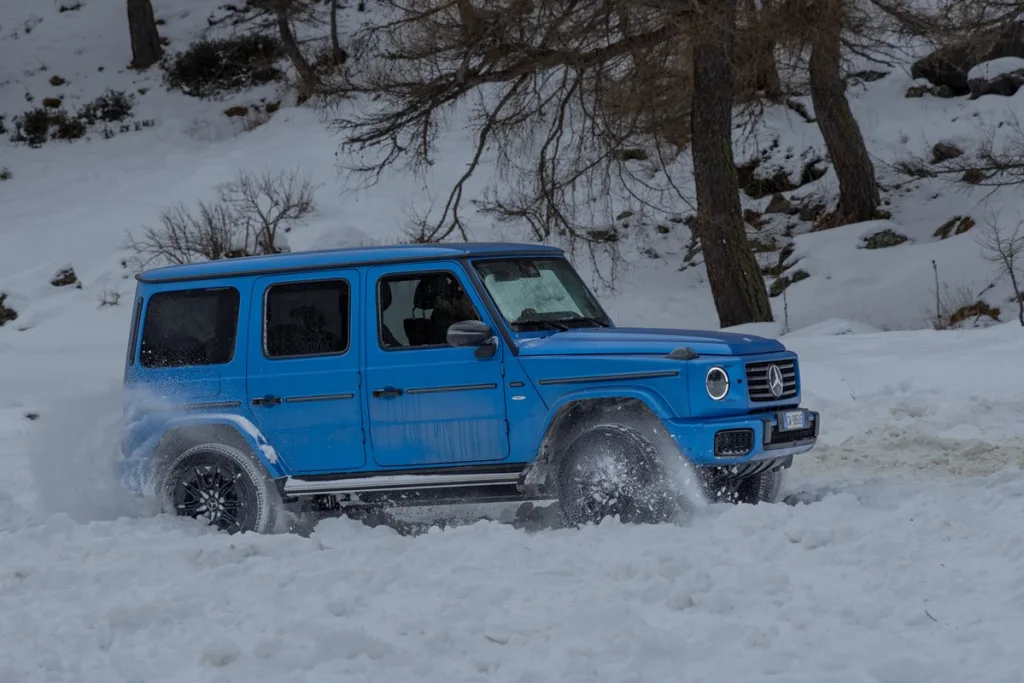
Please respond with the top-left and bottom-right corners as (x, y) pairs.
(646, 424), (710, 519)
(27, 381), (158, 523)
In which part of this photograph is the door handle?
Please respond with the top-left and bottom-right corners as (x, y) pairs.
(372, 387), (403, 399)
(252, 395), (282, 407)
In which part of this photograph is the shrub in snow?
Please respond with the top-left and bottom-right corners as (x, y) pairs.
(163, 34), (283, 98)
(10, 91), (138, 147)
(862, 229), (908, 250)
(97, 289), (121, 307)
(0, 167), (11, 181)
(0, 294), (16, 327)
(934, 216), (976, 240)
(127, 168), (317, 267)
(947, 301), (1001, 328)
(77, 90), (136, 125)
(10, 107), (55, 146)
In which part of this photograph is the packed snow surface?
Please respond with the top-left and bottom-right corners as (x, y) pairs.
(2, 472), (1024, 683)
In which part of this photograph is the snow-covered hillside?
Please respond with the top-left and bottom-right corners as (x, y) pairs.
(2, 1), (1024, 681)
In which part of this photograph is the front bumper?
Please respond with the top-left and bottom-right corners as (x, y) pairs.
(664, 408), (820, 467)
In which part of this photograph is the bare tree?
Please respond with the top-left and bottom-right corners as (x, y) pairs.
(127, 0), (162, 69)
(333, 0), (775, 325)
(977, 213), (1024, 326)
(808, 0), (880, 225)
(249, 0), (323, 97)
(770, 0), (882, 226)
(127, 169), (318, 267)
(691, 0), (774, 325)
(226, 169), (318, 254)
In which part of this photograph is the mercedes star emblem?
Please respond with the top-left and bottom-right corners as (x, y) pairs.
(767, 364), (785, 398)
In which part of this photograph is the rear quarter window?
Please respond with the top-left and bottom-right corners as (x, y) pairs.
(140, 287), (240, 368)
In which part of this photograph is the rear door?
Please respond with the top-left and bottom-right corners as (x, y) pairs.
(245, 269), (366, 475)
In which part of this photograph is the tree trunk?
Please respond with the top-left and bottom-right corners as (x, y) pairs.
(330, 0), (348, 64)
(691, 0), (774, 328)
(742, 0), (782, 99)
(808, 0), (879, 226)
(275, 9), (320, 97)
(126, 0), (162, 69)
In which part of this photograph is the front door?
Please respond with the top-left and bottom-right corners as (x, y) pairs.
(246, 270), (366, 474)
(364, 263), (509, 468)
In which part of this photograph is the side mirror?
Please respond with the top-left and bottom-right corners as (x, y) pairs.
(447, 320), (494, 347)
(448, 320), (498, 358)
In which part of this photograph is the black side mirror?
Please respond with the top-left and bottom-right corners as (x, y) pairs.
(447, 320), (497, 358)
(447, 320), (493, 346)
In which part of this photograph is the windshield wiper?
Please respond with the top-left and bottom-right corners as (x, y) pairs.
(554, 315), (610, 328)
(512, 318), (569, 331)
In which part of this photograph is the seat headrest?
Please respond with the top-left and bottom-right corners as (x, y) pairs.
(413, 277), (440, 310)
(380, 280), (393, 311)
(413, 275), (464, 310)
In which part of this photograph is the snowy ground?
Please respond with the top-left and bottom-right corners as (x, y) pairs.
(3, 1), (1024, 681)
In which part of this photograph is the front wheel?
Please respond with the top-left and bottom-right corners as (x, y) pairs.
(557, 424), (674, 526)
(735, 468), (785, 504)
(705, 468), (785, 504)
(158, 443), (281, 534)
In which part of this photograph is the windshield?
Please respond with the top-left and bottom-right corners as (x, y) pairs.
(473, 257), (611, 330)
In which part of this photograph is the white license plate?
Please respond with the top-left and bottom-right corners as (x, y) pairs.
(780, 410), (807, 431)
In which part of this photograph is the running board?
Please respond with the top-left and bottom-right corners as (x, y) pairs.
(283, 470), (523, 497)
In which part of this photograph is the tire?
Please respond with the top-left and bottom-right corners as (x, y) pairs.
(557, 424), (674, 526)
(733, 468), (785, 504)
(157, 442), (281, 534)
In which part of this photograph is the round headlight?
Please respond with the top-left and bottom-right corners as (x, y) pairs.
(706, 366), (729, 401)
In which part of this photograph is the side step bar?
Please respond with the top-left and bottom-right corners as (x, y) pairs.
(283, 470), (523, 497)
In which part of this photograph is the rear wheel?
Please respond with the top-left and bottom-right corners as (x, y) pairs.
(557, 424), (674, 526)
(158, 443), (281, 534)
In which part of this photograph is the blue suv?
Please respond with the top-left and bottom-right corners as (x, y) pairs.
(119, 243), (819, 533)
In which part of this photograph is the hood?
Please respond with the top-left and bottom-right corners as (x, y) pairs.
(515, 326), (786, 357)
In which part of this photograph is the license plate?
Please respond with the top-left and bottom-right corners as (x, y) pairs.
(780, 410), (807, 431)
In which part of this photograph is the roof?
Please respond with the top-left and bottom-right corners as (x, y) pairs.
(135, 242), (565, 284)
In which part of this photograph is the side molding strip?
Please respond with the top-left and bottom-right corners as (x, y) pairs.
(142, 400), (243, 411)
(284, 393), (355, 403)
(537, 370), (680, 386)
(405, 383), (498, 395)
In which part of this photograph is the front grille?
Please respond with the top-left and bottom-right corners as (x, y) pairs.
(714, 429), (754, 457)
(766, 424), (816, 446)
(745, 359), (798, 402)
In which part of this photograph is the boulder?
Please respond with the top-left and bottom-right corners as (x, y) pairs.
(911, 22), (1024, 95)
(931, 141), (964, 163)
(765, 193), (792, 214)
(966, 58), (1024, 98)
